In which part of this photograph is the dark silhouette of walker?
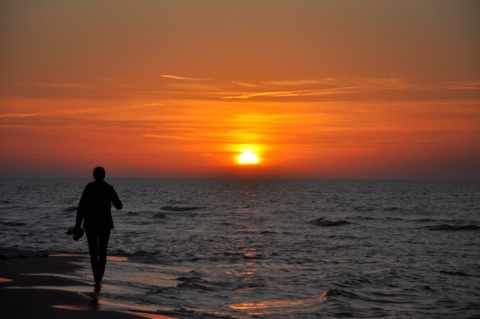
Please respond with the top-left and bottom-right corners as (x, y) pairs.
(75, 167), (122, 287)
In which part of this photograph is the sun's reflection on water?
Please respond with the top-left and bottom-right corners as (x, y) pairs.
(229, 291), (328, 316)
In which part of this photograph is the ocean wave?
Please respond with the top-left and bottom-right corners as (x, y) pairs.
(422, 224), (480, 231)
(0, 220), (26, 227)
(176, 272), (216, 291)
(353, 206), (374, 213)
(383, 206), (403, 212)
(124, 210), (168, 218)
(308, 218), (350, 227)
(260, 230), (277, 235)
(440, 270), (473, 277)
(324, 288), (352, 297)
(414, 218), (438, 223)
(350, 216), (377, 221)
(62, 206), (77, 212)
(160, 206), (202, 212)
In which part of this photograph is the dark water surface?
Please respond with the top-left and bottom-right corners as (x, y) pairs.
(1, 179), (479, 318)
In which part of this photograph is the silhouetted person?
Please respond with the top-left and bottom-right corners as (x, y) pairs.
(75, 167), (122, 287)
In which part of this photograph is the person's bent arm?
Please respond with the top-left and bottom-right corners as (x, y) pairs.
(111, 188), (123, 210)
(75, 189), (87, 229)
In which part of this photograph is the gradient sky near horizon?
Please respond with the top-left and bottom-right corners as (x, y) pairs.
(1, 0), (479, 179)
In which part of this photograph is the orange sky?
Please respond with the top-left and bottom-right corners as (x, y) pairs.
(1, 1), (479, 179)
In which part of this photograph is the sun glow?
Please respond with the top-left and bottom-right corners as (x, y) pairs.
(237, 150), (260, 165)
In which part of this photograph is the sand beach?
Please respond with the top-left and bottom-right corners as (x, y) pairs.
(0, 249), (176, 319)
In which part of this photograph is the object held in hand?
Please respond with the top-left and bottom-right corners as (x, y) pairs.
(66, 226), (84, 241)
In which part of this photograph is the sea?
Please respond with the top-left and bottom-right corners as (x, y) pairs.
(1, 178), (479, 318)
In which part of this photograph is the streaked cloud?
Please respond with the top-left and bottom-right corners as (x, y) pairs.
(223, 89), (347, 100)
(0, 113), (41, 119)
(233, 113), (302, 120)
(448, 80), (480, 90)
(262, 80), (320, 86)
(231, 81), (261, 88)
(142, 134), (207, 141)
(222, 76), (419, 100)
(159, 74), (210, 81)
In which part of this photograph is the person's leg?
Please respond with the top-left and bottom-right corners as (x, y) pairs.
(86, 230), (100, 284)
(96, 230), (111, 284)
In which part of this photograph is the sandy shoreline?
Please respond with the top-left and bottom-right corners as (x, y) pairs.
(0, 249), (177, 319)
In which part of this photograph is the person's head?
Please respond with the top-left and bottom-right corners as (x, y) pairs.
(93, 167), (106, 181)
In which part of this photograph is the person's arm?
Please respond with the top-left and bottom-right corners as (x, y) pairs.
(75, 188), (86, 229)
(111, 187), (123, 210)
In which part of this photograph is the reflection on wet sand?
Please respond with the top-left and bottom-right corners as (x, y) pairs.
(123, 311), (178, 319)
(50, 253), (128, 262)
(52, 304), (88, 311)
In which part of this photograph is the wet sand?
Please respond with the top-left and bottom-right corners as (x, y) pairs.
(0, 249), (176, 319)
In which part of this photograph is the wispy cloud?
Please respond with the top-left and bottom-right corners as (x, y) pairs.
(159, 74), (210, 81)
(447, 80), (480, 90)
(223, 88), (350, 100)
(262, 80), (320, 86)
(231, 81), (262, 88)
(142, 133), (207, 141)
(143, 75), (478, 101)
(0, 113), (40, 119)
(222, 76), (415, 100)
(233, 113), (301, 120)
(349, 77), (412, 89)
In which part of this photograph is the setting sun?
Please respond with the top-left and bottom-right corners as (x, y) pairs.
(237, 151), (260, 165)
